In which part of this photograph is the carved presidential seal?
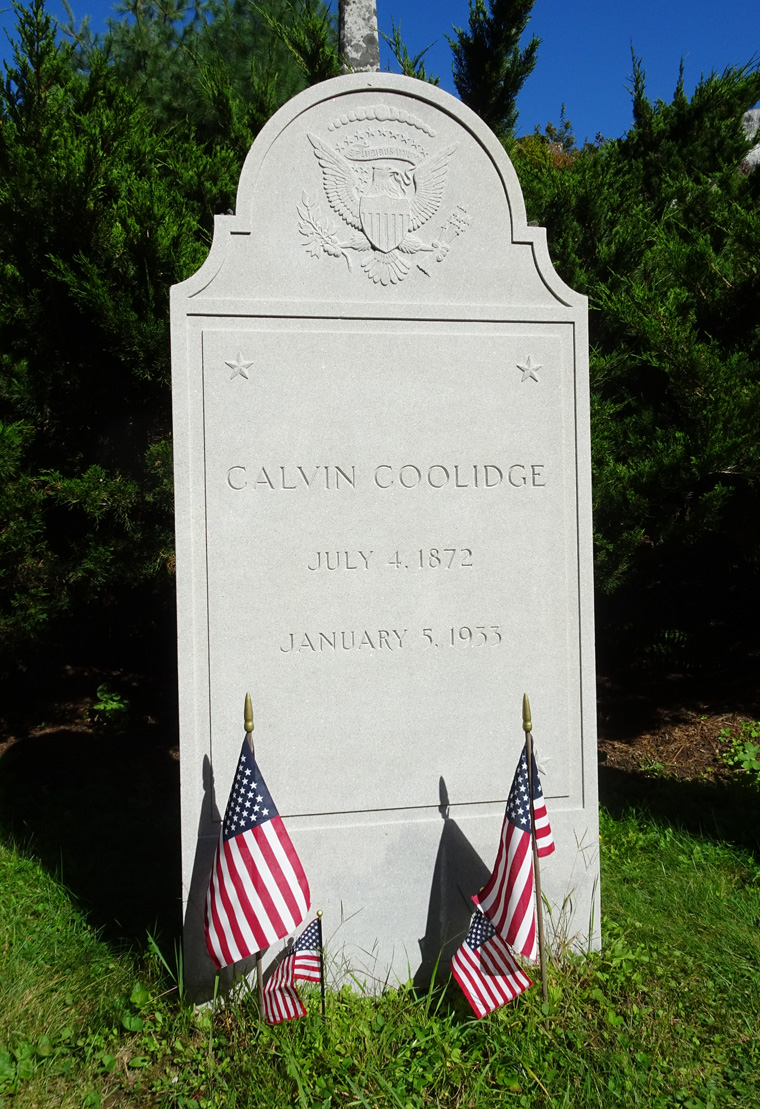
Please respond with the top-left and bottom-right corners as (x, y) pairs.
(298, 105), (470, 286)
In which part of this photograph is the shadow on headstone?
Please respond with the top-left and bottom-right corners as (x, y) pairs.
(414, 776), (491, 989)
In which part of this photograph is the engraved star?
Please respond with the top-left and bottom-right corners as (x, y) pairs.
(225, 352), (254, 380)
(517, 355), (542, 382)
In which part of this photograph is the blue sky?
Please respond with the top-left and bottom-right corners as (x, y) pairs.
(2, 0), (758, 141)
(380, 0), (759, 142)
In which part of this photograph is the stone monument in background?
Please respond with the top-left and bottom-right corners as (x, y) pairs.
(171, 71), (599, 999)
(339, 0), (379, 73)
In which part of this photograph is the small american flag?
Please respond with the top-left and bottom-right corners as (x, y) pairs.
(451, 911), (532, 1018)
(473, 746), (554, 961)
(205, 739), (310, 969)
(262, 917), (322, 1024)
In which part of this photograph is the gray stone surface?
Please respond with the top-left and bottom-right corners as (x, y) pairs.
(339, 0), (379, 73)
(171, 73), (599, 1001)
(742, 109), (760, 170)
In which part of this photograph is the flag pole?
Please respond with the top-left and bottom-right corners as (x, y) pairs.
(244, 692), (266, 1017)
(316, 910), (326, 1019)
(522, 694), (549, 1010)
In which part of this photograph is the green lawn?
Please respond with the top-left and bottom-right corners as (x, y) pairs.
(1, 803), (759, 1108)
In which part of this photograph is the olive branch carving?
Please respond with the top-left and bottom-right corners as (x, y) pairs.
(297, 192), (353, 271)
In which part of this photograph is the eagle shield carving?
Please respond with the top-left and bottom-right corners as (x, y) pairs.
(298, 106), (468, 286)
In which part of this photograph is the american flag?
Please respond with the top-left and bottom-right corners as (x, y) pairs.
(205, 739), (310, 969)
(451, 910), (532, 1018)
(473, 746), (554, 961)
(262, 917), (322, 1024)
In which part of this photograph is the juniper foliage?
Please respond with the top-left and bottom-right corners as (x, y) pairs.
(449, 0), (540, 140)
(0, 0), (241, 659)
(514, 58), (760, 601)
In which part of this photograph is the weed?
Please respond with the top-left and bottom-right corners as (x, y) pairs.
(635, 754), (668, 777)
(718, 720), (760, 788)
(91, 683), (130, 726)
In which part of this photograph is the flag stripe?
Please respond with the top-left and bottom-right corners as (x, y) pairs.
(263, 983), (306, 1024)
(476, 821), (536, 959)
(227, 834), (282, 947)
(262, 917), (322, 1024)
(481, 942), (530, 988)
(451, 949), (491, 1017)
(204, 739), (310, 970)
(260, 817), (310, 924)
(531, 753), (555, 857)
(293, 954), (321, 982)
(267, 955), (295, 993)
(212, 851), (247, 964)
(534, 799), (554, 857)
(451, 914), (532, 1018)
(215, 838), (270, 956)
(473, 744), (553, 963)
(233, 831), (289, 943)
(222, 835), (272, 951)
(206, 855), (236, 967)
(215, 840), (256, 959)
(466, 950), (504, 1012)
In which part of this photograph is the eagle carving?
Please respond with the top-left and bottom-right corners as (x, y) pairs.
(298, 109), (465, 286)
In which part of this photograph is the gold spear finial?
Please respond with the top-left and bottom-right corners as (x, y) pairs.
(317, 909), (323, 919)
(522, 693), (532, 733)
(244, 692), (254, 735)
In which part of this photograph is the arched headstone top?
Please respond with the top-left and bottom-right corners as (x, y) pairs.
(177, 74), (583, 315)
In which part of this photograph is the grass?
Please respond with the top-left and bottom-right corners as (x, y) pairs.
(1, 805), (759, 1108)
(0, 844), (136, 1107)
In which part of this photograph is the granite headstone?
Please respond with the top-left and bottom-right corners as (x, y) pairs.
(171, 73), (599, 999)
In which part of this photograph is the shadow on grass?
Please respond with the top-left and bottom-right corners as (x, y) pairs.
(594, 543), (760, 743)
(599, 763), (760, 860)
(0, 724), (182, 951)
(0, 606), (183, 953)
